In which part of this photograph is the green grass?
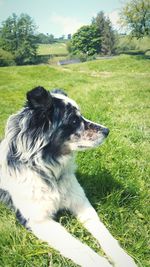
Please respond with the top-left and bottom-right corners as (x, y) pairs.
(37, 43), (68, 55)
(0, 55), (150, 267)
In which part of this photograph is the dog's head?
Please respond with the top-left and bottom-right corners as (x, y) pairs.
(6, 86), (109, 162)
(25, 86), (109, 156)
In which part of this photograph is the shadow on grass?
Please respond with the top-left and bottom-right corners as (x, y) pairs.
(76, 169), (139, 207)
(77, 169), (120, 202)
(135, 54), (150, 60)
(121, 50), (150, 60)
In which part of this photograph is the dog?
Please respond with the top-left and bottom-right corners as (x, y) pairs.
(0, 86), (137, 267)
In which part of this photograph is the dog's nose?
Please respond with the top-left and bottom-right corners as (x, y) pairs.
(102, 127), (109, 137)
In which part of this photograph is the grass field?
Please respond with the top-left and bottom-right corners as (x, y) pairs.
(37, 43), (68, 55)
(0, 55), (150, 267)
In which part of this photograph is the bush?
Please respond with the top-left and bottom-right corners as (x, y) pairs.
(86, 54), (97, 61)
(68, 52), (97, 63)
(0, 48), (16, 66)
(68, 52), (87, 62)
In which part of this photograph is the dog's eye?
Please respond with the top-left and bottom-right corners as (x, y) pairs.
(72, 118), (78, 124)
(70, 116), (80, 127)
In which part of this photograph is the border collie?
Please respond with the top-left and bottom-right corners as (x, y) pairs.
(0, 87), (137, 267)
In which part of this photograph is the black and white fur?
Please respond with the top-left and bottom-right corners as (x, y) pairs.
(0, 87), (137, 267)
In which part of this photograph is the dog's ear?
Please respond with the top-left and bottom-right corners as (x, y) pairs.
(27, 86), (52, 109)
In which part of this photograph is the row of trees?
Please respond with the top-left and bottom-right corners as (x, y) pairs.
(36, 33), (71, 44)
(0, 0), (149, 66)
(36, 33), (55, 44)
(0, 13), (72, 66)
(0, 13), (37, 65)
(68, 0), (150, 57)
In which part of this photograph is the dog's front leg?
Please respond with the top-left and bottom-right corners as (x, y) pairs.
(75, 200), (137, 267)
(28, 218), (112, 267)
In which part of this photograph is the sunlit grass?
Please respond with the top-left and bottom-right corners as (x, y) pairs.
(37, 43), (68, 55)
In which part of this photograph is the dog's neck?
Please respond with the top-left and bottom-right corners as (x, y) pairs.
(31, 152), (76, 185)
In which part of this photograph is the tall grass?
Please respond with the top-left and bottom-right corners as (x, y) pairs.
(0, 55), (149, 266)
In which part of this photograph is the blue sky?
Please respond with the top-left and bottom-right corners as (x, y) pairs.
(0, 0), (123, 37)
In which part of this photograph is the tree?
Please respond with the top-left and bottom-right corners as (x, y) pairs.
(36, 33), (55, 44)
(67, 34), (72, 40)
(47, 34), (55, 43)
(69, 24), (101, 56)
(0, 13), (37, 64)
(120, 0), (150, 38)
(92, 11), (116, 55)
(68, 11), (116, 57)
(101, 18), (116, 55)
(92, 11), (106, 35)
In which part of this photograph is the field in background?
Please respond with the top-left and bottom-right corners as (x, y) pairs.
(37, 43), (68, 56)
(0, 55), (150, 267)
(37, 43), (68, 65)
(37, 37), (150, 57)
(36, 37), (150, 66)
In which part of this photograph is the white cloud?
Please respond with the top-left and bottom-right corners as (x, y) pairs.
(50, 13), (84, 36)
(107, 10), (121, 31)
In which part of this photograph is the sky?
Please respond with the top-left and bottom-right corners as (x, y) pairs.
(0, 0), (124, 37)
